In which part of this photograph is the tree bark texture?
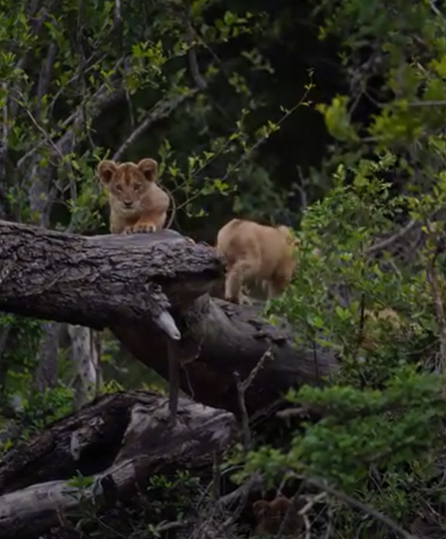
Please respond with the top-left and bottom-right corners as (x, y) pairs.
(0, 391), (236, 539)
(0, 220), (340, 416)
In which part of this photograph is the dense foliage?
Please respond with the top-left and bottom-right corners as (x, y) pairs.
(2, 0), (446, 537)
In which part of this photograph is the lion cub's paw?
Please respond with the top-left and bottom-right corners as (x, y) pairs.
(135, 223), (157, 233)
(125, 223), (157, 234)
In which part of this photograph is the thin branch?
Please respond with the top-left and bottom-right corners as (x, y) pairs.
(233, 372), (251, 450)
(1, 83), (8, 149)
(424, 224), (446, 373)
(17, 57), (126, 170)
(218, 474), (263, 509)
(217, 474), (263, 530)
(35, 41), (57, 117)
(112, 89), (199, 161)
(212, 450), (221, 500)
(167, 338), (180, 426)
(409, 99), (446, 107)
(276, 482), (306, 539)
(303, 476), (419, 539)
(155, 519), (194, 533)
(234, 349), (273, 451)
(24, 109), (65, 162)
(185, 0), (207, 91)
(114, 0), (122, 24)
(8, 0), (61, 121)
(365, 219), (418, 256)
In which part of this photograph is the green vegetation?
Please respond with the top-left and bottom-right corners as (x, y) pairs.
(2, 0), (446, 537)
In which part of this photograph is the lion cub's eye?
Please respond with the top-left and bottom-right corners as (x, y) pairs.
(115, 185), (123, 192)
(133, 183), (142, 191)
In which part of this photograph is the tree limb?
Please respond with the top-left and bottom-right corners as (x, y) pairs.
(0, 391), (236, 539)
(112, 89), (199, 161)
(0, 220), (340, 415)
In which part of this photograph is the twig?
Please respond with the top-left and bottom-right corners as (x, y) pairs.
(218, 474), (263, 530)
(424, 224), (446, 373)
(298, 492), (328, 515)
(185, 0), (207, 91)
(365, 219), (418, 256)
(233, 371), (251, 450)
(35, 41), (57, 117)
(275, 482), (306, 539)
(212, 450), (221, 500)
(1, 82), (8, 150)
(352, 292), (366, 359)
(155, 518), (194, 532)
(167, 338), (180, 426)
(175, 87), (312, 213)
(234, 349), (273, 450)
(114, 0), (122, 24)
(302, 514), (311, 539)
(303, 476), (419, 539)
(218, 474), (263, 509)
(112, 89), (199, 161)
(17, 58), (126, 170)
(427, 0), (443, 19)
(276, 406), (312, 419)
(7, 0), (58, 122)
(323, 498), (333, 539)
(24, 109), (65, 162)
(243, 349), (274, 390)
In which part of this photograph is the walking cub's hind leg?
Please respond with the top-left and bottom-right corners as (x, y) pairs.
(225, 258), (259, 305)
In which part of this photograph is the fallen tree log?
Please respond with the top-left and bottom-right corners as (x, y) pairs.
(0, 220), (340, 416)
(0, 391), (236, 539)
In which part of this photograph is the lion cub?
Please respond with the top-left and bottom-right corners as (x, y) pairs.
(97, 158), (170, 234)
(216, 219), (297, 304)
(252, 496), (299, 537)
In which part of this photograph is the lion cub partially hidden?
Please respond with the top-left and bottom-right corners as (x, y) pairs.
(216, 218), (297, 305)
(97, 158), (170, 234)
(252, 496), (299, 537)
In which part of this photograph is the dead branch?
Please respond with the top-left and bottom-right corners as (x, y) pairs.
(0, 220), (340, 416)
(0, 391), (236, 539)
(112, 89), (200, 161)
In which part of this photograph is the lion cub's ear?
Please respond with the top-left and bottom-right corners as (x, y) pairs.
(137, 158), (158, 182)
(97, 160), (118, 186)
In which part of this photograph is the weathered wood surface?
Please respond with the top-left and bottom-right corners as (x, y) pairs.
(0, 220), (340, 416)
(0, 391), (236, 539)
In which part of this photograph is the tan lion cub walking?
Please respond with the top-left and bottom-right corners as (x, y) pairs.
(97, 158), (170, 234)
(216, 218), (297, 305)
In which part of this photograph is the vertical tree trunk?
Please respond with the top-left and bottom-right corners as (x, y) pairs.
(68, 325), (102, 409)
(32, 321), (61, 391)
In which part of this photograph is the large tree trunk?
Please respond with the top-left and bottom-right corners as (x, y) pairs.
(0, 391), (236, 539)
(0, 220), (340, 415)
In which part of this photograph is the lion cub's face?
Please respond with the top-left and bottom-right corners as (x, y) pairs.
(97, 158), (158, 215)
(252, 497), (292, 536)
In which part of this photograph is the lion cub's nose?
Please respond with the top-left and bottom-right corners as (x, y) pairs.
(123, 200), (133, 207)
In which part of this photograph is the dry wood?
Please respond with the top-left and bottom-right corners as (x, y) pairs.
(0, 220), (340, 416)
(0, 391), (235, 539)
